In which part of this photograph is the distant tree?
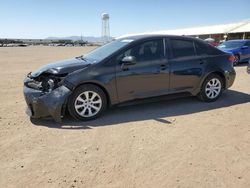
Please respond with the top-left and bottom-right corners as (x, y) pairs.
(58, 40), (73, 44)
(74, 40), (88, 46)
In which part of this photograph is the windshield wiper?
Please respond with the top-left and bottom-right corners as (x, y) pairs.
(76, 55), (87, 62)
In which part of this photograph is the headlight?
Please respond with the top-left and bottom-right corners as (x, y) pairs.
(47, 79), (55, 92)
(26, 74), (65, 92)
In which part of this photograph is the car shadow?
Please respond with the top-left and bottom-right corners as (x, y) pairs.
(31, 90), (250, 130)
(236, 62), (248, 67)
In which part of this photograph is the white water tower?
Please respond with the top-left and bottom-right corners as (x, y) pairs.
(101, 13), (110, 42)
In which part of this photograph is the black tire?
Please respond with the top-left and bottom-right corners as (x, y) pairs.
(197, 74), (224, 102)
(233, 54), (240, 66)
(68, 84), (107, 121)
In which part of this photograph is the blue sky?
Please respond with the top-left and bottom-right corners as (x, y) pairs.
(0, 0), (249, 39)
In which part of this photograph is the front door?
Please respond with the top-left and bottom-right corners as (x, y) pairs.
(115, 38), (170, 102)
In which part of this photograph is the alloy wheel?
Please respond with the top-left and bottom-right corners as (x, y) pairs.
(74, 91), (102, 117)
(205, 78), (222, 99)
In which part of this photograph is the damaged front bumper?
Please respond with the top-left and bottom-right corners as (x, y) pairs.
(23, 85), (72, 122)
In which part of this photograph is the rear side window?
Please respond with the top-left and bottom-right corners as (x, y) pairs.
(196, 40), (223, 56)
(171, 39), (195, 58)
(195, 42), (208, 56)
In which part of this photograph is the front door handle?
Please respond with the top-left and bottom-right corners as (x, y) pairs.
(160, 64), (168, 70)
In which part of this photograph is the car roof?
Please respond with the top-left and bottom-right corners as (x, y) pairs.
(225, 39), (250, 42)
(117, 34), (200, 41)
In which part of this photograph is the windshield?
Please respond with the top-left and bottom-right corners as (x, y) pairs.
(218, 41), (244, 49)
(83, 39), (134, 62)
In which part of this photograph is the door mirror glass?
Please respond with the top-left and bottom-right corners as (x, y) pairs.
(121, 56), (136, 65)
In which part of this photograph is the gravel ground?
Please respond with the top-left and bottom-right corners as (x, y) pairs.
(0, 46), (249, 188)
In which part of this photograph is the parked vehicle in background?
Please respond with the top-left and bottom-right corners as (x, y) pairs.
(23, 35), (236, 122)
(204, 38), (219, 47)
(217, 40), (250, 66)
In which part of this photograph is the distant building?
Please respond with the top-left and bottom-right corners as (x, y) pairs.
(120, 19), (250, 42)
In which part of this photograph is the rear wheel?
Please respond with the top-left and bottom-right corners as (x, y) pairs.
(198, 74), (223, 102)
(68, 84), (107, 121)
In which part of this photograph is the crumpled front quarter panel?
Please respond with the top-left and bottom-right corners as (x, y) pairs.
(24, 86), (72, 122)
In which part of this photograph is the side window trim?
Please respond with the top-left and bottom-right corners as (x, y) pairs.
(193, 41), (198, 56)
(163, 38), (166, 57)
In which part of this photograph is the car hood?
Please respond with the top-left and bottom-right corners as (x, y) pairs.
(30, 58), (92, 77)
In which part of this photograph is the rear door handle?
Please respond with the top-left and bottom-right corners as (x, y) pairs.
(160, 64), (166, 70)
(199, 59), (206, 64)
(160, 64), (169, 70)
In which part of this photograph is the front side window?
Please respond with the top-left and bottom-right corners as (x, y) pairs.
(120, 39), (164, 62)
(171, 39), (195, 58)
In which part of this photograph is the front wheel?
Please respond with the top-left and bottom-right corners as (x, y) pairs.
(198, 74), (223, 102)
(68, 84), (107, 121)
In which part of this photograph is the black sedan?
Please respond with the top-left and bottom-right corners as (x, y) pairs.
(23, 35), (236, 122)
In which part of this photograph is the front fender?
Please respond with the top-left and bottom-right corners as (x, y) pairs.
(63, 64), (119, 105)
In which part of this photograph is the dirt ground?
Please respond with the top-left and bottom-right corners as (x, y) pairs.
(0, 46), (249, 188)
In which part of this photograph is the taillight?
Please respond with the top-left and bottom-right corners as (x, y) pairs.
(228, 55), (235, 62)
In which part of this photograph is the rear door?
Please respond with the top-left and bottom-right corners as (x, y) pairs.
(168, 38), (205, 93)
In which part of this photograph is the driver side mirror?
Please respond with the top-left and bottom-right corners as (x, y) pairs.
(121, 56), (136, 65)
(241, 46), (248, 49)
